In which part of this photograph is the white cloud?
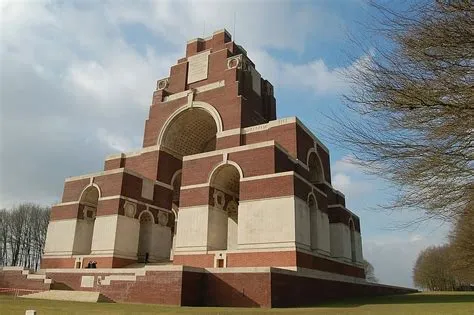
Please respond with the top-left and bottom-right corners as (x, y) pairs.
(0, 2), (452, 292)
(333, 154), (362, 173)
(250, 49), (361, 95)
(333, 172), (372, 198)
(333, 173), (351, 192)
(0, 1), (348, 208)
(97, 128), (133, 153)
(331, 154), (374, 201)
(105, 0), (344, 53)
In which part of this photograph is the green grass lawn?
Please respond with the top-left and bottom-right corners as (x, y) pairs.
(0, 292), (473, 315)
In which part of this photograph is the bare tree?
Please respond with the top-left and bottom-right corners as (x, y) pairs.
(8, 206), (27, 266)
(449, 205), (474, 283)
(0, 209), (8, 265)
(0, 203), (50, 270)
(331, 1), (473, 223)
(413, 245), (459, 291)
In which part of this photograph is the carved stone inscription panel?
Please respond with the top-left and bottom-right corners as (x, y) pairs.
(187, 51), (210, 84)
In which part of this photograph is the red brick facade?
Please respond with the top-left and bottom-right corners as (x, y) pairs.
(1, 267), (417, 307)
(43, 29), (363, 280)
(41, 256), (136, 269)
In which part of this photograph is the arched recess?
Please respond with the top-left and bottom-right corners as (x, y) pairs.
(307, 149), (325, 184)
(307, 193), (318, 251)
(157, 102), (222, 156)
(137, 210), (154, 262)
(209, 163), (241, 250)
(349, 219), (357, 263)
(171, 170), (182, 208)
(207, 160), (244, 183)
(170, 170), (182, 260)
(77, 185), (100, 255)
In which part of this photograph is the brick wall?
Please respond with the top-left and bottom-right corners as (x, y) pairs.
(242, 122), (297, 157)
(240, 175), (294, 201)
(45, 270), (183, 305)
(271, 272), (416, 307)
(204, 272), (271, 307)
(0, 270), (51, 292)
(296, 251), (365, 278)
(173, 254), (214, 268)
(14, 267), (415, 307)
(41, 256), (136, 269)
(50, 203), (79, 221)
(227, 251), (296, 268)
(61, 178), (90, 203)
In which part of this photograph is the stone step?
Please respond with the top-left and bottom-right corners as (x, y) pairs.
(126, 261), (173, 268)
(1, 266), (53, 285)
(26, 274), (47, 280)
(1, 266), (26, 271)
(21, 290), (113, 303)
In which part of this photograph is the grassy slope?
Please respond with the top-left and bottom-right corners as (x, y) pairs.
(0, 292), (473, 315)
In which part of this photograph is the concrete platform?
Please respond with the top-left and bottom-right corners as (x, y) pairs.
(3, 266), (417, 307)
(21, 290), (113, 303)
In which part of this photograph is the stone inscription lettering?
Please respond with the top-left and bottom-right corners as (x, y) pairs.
(187, 51), (210, 84)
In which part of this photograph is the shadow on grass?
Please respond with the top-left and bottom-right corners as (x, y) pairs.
(319, 293), (474, 308)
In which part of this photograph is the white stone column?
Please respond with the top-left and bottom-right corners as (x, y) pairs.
(149, 224), (171, 261)
(175, 205), (210, 252)
(294, 197), (311, 250)
(238, 196), (297, 250)
(43, 219), (78, 256)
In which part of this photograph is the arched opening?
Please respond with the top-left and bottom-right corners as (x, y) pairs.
(308, 194), (318, 251)
(209, 164), (241, 251)
(77, 185), (99, 255)
(137, 211), (154, 262)
(170, 171), (181, 260)
(161, 108), (218, 156)
(308, 152), (324, 184)
(349, 219), (357, 263)
(159, 106), (219, 258)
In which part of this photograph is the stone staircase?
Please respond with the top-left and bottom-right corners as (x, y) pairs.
(21, 289), (113, 303)
(1, 267), (52, 285)
(0, 266), (53, 292)
(21, 269), (53, 285)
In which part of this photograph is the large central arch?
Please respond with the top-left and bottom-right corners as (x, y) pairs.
(159, 103), (223, 260)
(158, 102), (223, 156)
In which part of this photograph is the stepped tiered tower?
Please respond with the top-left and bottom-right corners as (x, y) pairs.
(42, 29), (365, 276)
(0, 29), (417, 308)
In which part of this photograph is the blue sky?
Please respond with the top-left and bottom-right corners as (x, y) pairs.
(0, 0), (449, 288)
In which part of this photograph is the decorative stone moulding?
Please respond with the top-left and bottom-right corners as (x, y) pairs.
(157, 211), (169, 226)
(213, 190), (226, 210)
(124, 201), (137, 218)
(156, 78), (169, 91)
(227, 55), (242, 69)
(83, 206), (96, 221)
(226, 200), (238, 216)
(227, 54), (251, 71)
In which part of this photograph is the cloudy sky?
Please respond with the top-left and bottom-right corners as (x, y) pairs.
(0, 0), (449, 288)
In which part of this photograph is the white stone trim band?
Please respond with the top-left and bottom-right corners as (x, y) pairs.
(180, 171), (327, 198)
(183, 140), (276, 161)
(65, 168), (172, 190)
(162, 80), (225, 103)
(99, 196), (172, 213)
(105, 145), (181, 161)
(215, 116), (329, 154)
